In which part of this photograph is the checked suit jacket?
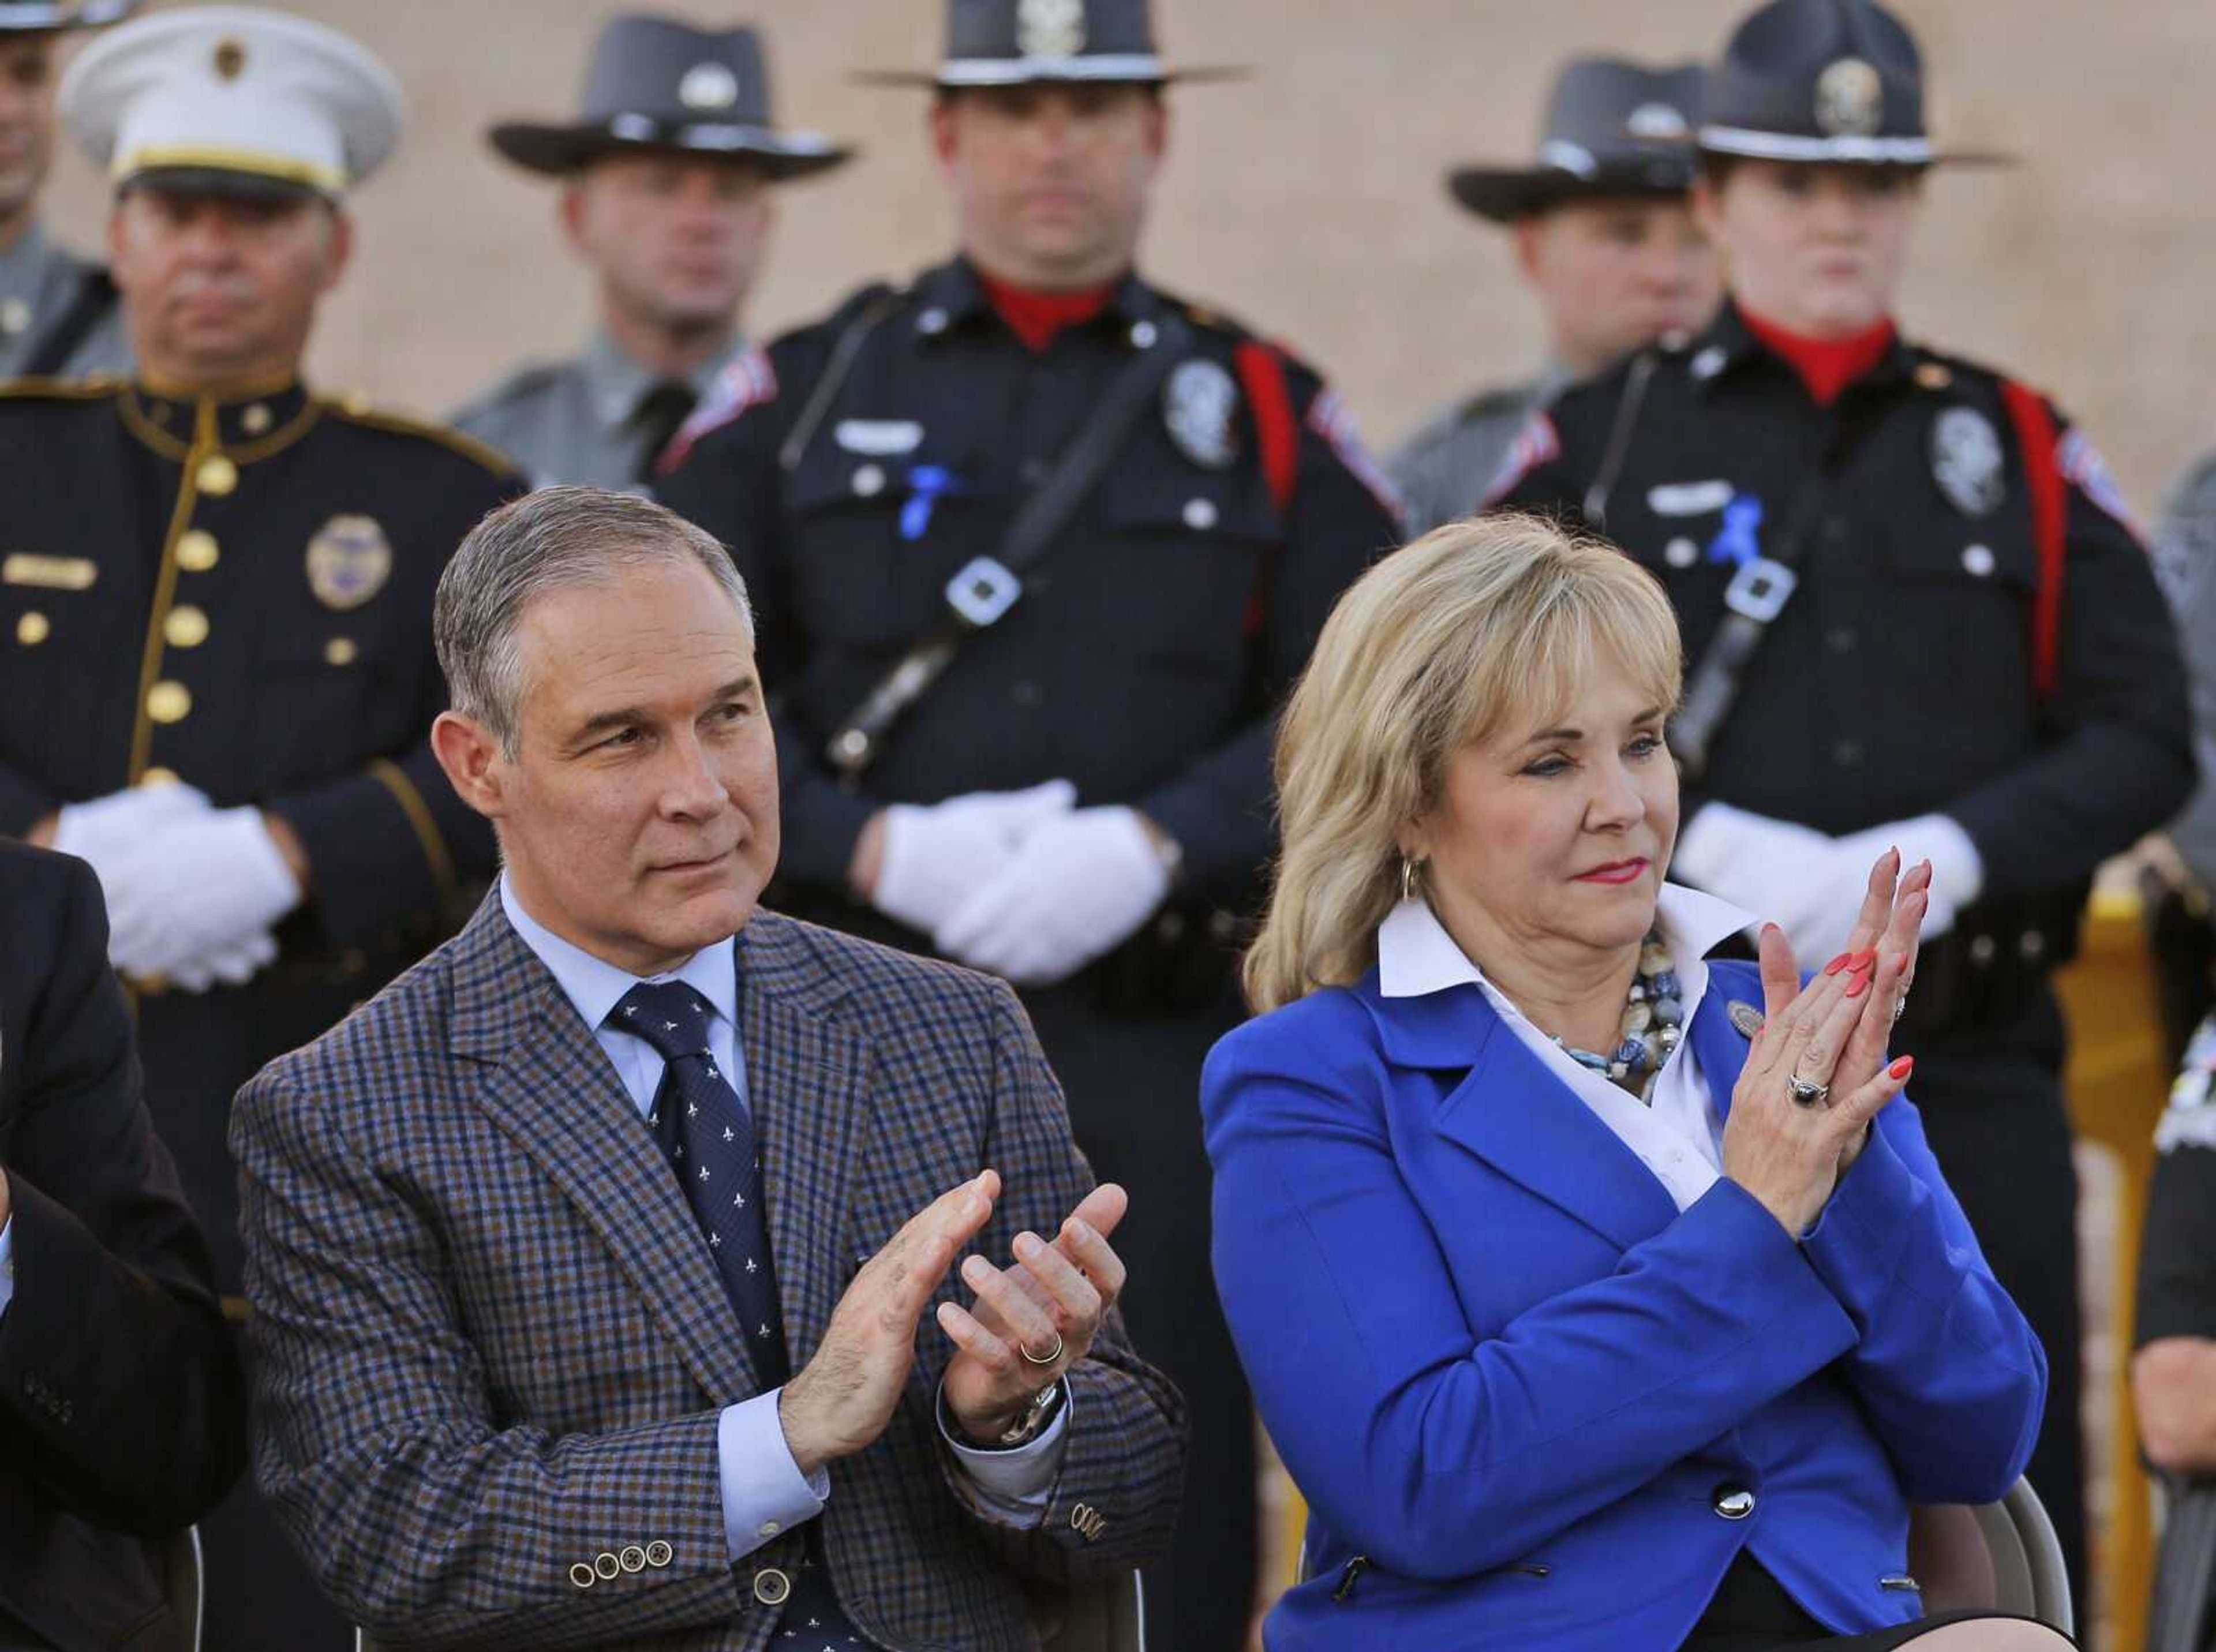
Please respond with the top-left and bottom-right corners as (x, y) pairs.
(232, 894), (1188, 1652)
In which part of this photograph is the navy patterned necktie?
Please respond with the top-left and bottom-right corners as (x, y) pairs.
(610, 981), (871, 1650)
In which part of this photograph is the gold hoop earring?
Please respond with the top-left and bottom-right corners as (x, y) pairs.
(1399, 856), (1422, 903)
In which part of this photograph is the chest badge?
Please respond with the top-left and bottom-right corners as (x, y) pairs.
(1930, 407), (2005, 519)
(1162, 358), (1241, 471)
(306, 515), (393, 611)
(1728, 1001), (1766, 1040)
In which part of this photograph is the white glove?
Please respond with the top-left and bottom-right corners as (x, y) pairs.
(50, 783), (215, 896)
(1672, 801), (1850, 956)
(934, 806), (1173, 987)
(165, 931), (281, 994)
(1830, 815), (1985, 940)
(872, 780), (1078, 935)
(104, 807), (302, 982)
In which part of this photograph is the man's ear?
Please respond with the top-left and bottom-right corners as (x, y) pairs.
(431, 710), (507, 819)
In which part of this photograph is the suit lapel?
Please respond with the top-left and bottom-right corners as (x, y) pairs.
(1374, 982), (1682, 1252)
(448, 896), (760, 1399)
(736, 914), (872, 1373)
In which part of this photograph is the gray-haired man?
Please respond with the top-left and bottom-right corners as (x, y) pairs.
(234, 486), (1185, 1649)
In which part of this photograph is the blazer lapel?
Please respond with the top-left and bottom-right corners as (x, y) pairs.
(448, 896), (760, 1400)
(736, 915), (873, 1373)
(1686, 977), (1758, 1127)
(1373, 982), (1682, 1253)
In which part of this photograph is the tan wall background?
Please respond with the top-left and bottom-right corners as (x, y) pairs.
(43, 1), (2216, 512)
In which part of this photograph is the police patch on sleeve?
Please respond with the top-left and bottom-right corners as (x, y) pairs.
(2157, 1012), (2216, 1153)
(654, 344), (778, 477)
(1307, 388), (1408, 526)
(2058, 426), (2144, 541)
(1480, 409), (1562, 508)
(1930, 406), (2004, 518)
(1162, 358), (1240, 470)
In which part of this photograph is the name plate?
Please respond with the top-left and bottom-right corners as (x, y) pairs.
(2, 553), (97, 591)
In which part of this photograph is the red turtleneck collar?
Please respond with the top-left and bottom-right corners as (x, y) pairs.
(1740, 306), (1897, 407)
(976, 269), (1118, 353)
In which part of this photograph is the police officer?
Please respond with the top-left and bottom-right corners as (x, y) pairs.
(657, 3), (1403, 1640)
(0, 9), (525, 1644)
(0, 0), (132, 379)
(452, 16), (853, 489)
(1388, 54), (1719, 537)
(1491, 0), (2193, 1623)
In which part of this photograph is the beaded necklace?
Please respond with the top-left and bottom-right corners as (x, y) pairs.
(1553, 934), (1685, 1102)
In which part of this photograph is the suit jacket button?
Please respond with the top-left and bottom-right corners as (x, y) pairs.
(1712, 1484), (1757, 1520)
(593, 1552), (621, 1581)
(644, 1540), (673, 1568)
(753, 1567), (792, 1606)
(619, 1545), (647, 1574)
(568, 1563), (597, 1590)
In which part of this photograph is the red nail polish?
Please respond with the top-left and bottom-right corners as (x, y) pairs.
(1822, 952), (1851, 976)
(1850, 948), (1877, 972)
(1846, 969), (1870, 999)
(1889, 1055), (1915, 1081)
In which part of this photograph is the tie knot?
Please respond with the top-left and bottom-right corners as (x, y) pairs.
(612, 981), (715, 1061)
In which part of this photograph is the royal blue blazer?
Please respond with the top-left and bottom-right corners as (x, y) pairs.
(1203, 958), (2045, 1652)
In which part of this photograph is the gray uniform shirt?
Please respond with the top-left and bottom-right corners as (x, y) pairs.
(0, 219), (132, 381)
(1386, 362), (1571, 539)
(450, 328), (745, 491)
(2157, 447), (2216, 885)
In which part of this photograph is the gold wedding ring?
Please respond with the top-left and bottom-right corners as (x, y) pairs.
(1020, 1332), (1065, 1367)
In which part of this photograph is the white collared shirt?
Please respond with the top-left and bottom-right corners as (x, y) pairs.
(1377, 883), (1758, 1212)
(499, 876), (1064, 1544)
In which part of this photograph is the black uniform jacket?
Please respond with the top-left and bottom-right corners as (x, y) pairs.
(1494, 302), (2193, 952)
(0, 841), (245, 1652)
(657, 259), (1405, 909)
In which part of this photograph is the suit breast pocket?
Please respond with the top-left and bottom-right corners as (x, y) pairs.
(782, 447), (964, 652)
(1086, 473), (1277, 677)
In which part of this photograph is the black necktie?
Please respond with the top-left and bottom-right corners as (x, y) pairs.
(609, 982), (870, 1650)
(632, 381), (698, 484)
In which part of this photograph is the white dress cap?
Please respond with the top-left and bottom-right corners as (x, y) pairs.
(59, 5), (406, 196)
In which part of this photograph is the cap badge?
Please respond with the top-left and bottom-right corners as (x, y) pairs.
(212, 38), (247, 82)
(1017, 0), (1088, 59)
(1814, 57), (1882, 138)
(1626, 102), (1689, 141)
(1538, 139), (1599, 179)
(678, 61), (740, 113)
(1162, 358), (1241, 471)
(1930, 406), (2005, 519)
(306, 514), (392, 610)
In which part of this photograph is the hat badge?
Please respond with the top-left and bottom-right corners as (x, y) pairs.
(1626, 101), (1689, 141)
(1017, 0), (1088, 59)
(1814, 56), (1883, 138)
(677, 60), (740, 113)
(212, 37), (247, 82)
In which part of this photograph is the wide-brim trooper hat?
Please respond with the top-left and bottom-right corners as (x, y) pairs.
(1698, 0), (2013, 167)
(1449, 57), (1704, 224)
(0, 1), (137, 34)
(59, 5), (405, 201)
(489, 16), (852, 183)
(855, 0), (1245, 89)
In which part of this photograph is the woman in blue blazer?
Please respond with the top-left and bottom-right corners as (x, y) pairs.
(1204, 515), (2066, 1650)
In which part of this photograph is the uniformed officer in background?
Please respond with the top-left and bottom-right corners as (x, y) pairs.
(0, 0), (132, 379)
(1387, 54), (1719, 537)
(1491, 0), (2194, 1623)
(0, 9), (525, 1643)
(452, 14), (853, 489)
(657, 2), (1405, 1639)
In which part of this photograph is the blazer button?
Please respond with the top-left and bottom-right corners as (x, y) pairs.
(752, 1567), (792, 1606)
(568, 1563), (597, 1590)
(619, 1545), (647, 1574)
(1712, 1484), (1757, 1520)
(644, 1540), (673, 1568)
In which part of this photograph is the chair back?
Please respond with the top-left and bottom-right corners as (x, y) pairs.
(1971, 1478), (2075, 1634)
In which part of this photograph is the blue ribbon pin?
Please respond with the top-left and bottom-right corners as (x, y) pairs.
(1707, 494), (1765, 568)
(899, 464), (965, 542)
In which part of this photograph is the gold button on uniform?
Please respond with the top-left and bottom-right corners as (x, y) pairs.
(241, 402), (273, 435)
(751, 1567), (791, 1606)
(15, 611), (48, 646)
(176, 530), (220, 572)
(196, 455), (238, 495)
(147, 681), (192, 724)
(324, 636), (358, 666)
(140, 767), (181, 788)
(164, 605), (211, 647)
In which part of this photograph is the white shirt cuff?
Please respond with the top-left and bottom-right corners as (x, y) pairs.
(936, 1380), (1071, 1527)
(716, 1389), (828, 1563)
(0, 1215), (13, 1323)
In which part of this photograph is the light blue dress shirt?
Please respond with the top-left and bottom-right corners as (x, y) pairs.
(499, 879), (1064, 1557)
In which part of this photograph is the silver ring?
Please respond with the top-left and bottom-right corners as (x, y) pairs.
(1020, 1333), (1065, 1367)
(1892, 994), (1908, 1023)
(1787, 1075), (1830, 1108)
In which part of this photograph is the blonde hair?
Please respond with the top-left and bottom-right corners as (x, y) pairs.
(1243, 514), (1683, 1013)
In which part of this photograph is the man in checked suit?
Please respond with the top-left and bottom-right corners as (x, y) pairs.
(233, 486), (1186, 1651)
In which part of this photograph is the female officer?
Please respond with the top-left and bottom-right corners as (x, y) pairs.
(1491, 0), (2194, 1612)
